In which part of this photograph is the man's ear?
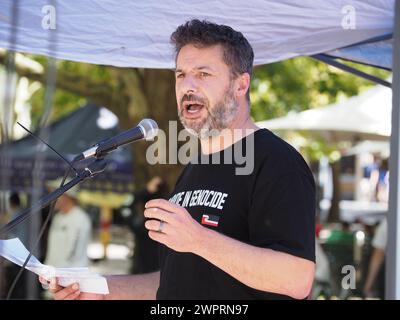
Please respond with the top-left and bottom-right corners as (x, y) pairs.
(235, 73), (250, 99)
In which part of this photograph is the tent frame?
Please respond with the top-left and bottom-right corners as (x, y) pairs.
(311, 33), (393, 88)
(387, 0), (400, 300)
(311, 54), (392, 88)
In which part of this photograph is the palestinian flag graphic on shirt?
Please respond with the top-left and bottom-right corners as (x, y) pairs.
(201, 214), (220, 227)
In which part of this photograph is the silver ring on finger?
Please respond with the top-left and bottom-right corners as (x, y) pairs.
(158, 220), (165, 233)
(41, 282), (49, 290)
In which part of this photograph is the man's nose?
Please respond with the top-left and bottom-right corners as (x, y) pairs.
(179, 74), (198, 94)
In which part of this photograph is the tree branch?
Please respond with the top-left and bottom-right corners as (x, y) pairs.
(0, 51), (114, 107)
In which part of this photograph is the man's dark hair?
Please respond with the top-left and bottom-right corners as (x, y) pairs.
(171, 19), (254, 101)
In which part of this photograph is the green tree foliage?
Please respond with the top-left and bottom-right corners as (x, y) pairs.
(250, 57), (390, 121)
(27, 55), (391, 133)
(30, 86), (85, 129)
(28, 56), (113, 129)
(2, 52), (392, 190)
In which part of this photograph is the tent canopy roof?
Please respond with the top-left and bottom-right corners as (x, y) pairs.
(257, 84), (392, 141)
(0, 0), (394, 69)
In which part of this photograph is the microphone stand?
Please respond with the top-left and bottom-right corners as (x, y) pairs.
(0, 158), (108, 238)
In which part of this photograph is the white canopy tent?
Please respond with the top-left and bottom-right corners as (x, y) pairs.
(345, 141), (390, 158)
(0, 0), (394, 68)
(257, 84), (392, 141)
(0, 0), (399, 299)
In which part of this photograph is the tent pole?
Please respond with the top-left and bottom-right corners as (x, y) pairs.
(311, 54), (391, 88)
(387, 0), (400, 300)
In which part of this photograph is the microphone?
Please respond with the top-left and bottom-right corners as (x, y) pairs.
(74, 119), (158, 161)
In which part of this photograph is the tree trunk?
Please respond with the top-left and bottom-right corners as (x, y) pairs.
(0, 52), (184, 194)
(106, 68), (183, 193)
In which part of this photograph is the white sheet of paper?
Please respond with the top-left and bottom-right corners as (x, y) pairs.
(0, 238), (109, 295)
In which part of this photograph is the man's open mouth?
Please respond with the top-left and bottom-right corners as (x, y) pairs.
(182, 101), (205, 117)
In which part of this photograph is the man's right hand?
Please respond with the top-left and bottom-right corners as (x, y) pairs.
(39, 276), (105, 300)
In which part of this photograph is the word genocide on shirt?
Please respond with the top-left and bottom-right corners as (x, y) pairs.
(169, 190), (228, 210)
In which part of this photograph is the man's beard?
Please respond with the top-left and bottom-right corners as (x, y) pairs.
(178, 82), (239, 139)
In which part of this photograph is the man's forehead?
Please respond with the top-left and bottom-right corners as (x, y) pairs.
(175, 44), (226, 71)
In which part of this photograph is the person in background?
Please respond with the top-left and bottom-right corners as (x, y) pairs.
(363, 169), (388, 299)
(367, 156), (389, 203)
(44, 180), (92, 268)
(129, 176), (167, 274)
(363, 218), (387, 299)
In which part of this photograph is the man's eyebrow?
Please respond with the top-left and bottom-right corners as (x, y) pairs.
(175, 66), (214, 73)
(196, 66), (213, 71)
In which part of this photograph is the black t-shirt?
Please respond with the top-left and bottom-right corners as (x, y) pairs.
(157, 129), (316, 300)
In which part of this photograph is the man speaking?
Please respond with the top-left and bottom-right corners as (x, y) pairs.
(41, 19), (315, 300)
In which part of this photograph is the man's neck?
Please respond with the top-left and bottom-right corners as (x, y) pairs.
(200, 114), (259, 155)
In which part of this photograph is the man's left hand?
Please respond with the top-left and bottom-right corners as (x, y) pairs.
(144, 199), (204, 253)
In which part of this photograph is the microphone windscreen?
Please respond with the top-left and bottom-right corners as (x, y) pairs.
(138, 119), (158, 140)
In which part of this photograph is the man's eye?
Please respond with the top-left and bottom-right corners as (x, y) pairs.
(176, 73), (184, 79)
(200, 72), (210, 77)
